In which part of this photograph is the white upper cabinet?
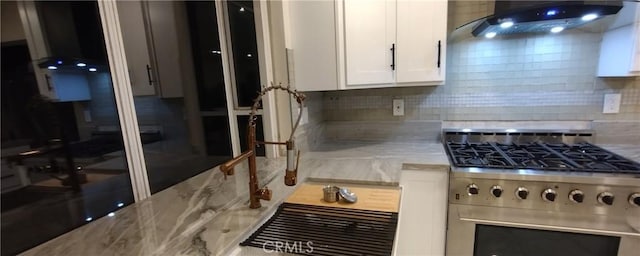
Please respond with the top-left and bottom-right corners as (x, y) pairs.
(597, 1), (640, 77)
(282, 0), (447, 91)
(284, 0), (339, 92)
(344, 0), (447, 87)
(117, 1), (156, 96)
(396, 0), (447, 84)
(635, 17), (640, 73)
(344, 0), (396, 86)
(117, 0), (186, 97)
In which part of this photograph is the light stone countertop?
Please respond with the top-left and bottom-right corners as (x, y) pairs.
(21, 141), (450, 256)
(22, 142), (640, 256)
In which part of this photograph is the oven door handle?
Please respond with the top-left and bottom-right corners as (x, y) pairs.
(459, 216), (640, 238)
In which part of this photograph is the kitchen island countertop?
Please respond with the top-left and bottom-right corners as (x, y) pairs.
(21, 141), (450, 256)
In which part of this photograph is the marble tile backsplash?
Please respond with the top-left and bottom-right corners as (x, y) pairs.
(323, 30), (640, 122)
(316, 0), (640, 144)
(293, 91), (325, 151)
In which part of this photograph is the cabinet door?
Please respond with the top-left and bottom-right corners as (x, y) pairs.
(117, 1), (156, 96)
(285, 1), (339, 91)
(396, 168), (448, 255)
(631, 19), (640, 73)
(146, 1), (185, 98)
(344, 0), (395, 86)
(396, 0), (447, 84)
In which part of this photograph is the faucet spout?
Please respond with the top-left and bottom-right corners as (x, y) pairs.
(219, 149), (253, 179)
(218, 83), (305, 209)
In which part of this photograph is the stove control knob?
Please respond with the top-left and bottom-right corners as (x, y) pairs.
(491, 185), (503, 198)
(516, 187), (529, 200)
(629, 193), (640, 207)
(467, 184), (479, 195)
(597, 192), (615, 206)
(569, 190), (584, 203)
(542, 188), (557, 202)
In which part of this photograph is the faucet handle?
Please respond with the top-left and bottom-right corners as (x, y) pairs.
(256, 187), (272, 201)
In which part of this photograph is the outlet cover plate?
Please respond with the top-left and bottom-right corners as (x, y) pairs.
(393, 99), (404, 116)
(603, 93), (621, 114)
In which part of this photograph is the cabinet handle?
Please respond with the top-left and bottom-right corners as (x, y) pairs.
(45, 74), (53, 91)
(146, 64), (153, 86)
(437, 40), (441, 68)
(390, 43), (395, 70)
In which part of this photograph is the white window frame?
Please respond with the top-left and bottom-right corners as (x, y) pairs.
(97, 0), (151, 201)
(216, 0), (279, 158)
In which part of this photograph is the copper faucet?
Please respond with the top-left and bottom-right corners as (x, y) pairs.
(219, 83), (306, 209)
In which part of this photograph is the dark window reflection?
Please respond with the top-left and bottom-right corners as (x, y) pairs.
(186, 1), (227, 111)
(1, 1), (133, 254)
(202, 116), (232, 155)
(227, 1), (261, 108)
(123, 0), (232, 193)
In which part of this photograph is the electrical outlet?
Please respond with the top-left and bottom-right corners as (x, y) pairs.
(393, 99), (404, 116)
(603, 93), (621, 114)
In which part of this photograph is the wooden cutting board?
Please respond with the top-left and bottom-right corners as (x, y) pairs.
(285, 183), (401, 213)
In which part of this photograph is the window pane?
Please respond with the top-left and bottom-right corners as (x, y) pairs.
(186, 1), (227, 111)
(117, 1), (233, 194)
(1, 1), (133, 254)
(227, 1), (261, 108)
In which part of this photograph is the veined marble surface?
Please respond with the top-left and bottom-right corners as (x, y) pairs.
(20, 142), (640, 256)
(21, 142), (449, 256)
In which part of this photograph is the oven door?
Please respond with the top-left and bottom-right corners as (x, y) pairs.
(446, 204), (640, 256)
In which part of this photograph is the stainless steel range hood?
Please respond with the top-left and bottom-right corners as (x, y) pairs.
(465, 1), (624, 38)
(18, 1), (106, 102)
(30, 1), (107, 70)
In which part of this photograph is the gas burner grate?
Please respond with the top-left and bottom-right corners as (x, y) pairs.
(240, 203), (398, 256)
(445, 141), (640, 174)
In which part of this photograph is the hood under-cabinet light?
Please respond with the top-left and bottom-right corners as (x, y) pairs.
(500, 21), (514, 28)
(485, 32), (497, 38)
(581, 13), (598, 21)
(550, 26), (564, 33)
(469, 2), (622, 37)
(76, 62), (86, 67)
(47, 66), (57, 70)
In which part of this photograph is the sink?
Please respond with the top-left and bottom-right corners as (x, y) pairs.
(233, 182), (401, 256)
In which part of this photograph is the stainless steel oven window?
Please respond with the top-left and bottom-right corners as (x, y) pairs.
(474, 224), (621, 256)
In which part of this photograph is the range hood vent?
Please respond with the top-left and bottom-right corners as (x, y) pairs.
(471, 1), (623, 38)
(35, 1), (107, 69)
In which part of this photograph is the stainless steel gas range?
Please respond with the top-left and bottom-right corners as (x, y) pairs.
(443, 129), (640, 256)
